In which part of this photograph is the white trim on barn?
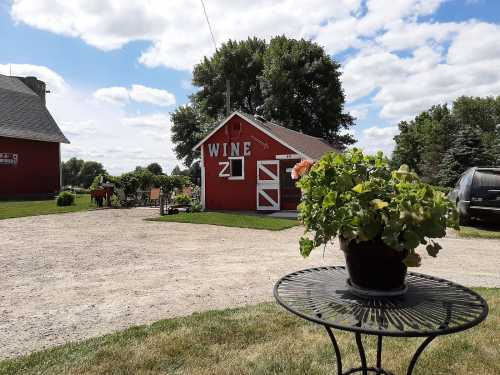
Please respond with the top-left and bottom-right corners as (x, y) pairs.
(228, 156), (245, 180)
(201, 144), (206, 210)
(275, 154), (301, 160)
(256, 160), (280, 211)
(192, 111), (311, 160)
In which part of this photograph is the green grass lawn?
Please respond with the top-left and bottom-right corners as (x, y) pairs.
(148, 211), (300, 231)
(0, 195), (93, 220)
(1, 288), (497, 375)
(457, 224), (500, 239)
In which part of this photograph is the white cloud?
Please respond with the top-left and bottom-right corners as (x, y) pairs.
(1, 63), (179, 174)
(343, 19), (500, 121)
(129, 84), (175, 106)
(8, 1), (500, 158)
(355, 126), (399, 155)
(93, 86), (130, 106)
(0, 63), (67, 93)
(122, 113), (170, 130)
(10, 0), (364, 71)
(93, 84), (175, 107)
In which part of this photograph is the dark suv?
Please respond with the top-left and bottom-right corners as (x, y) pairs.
(448, 167), (500, 224)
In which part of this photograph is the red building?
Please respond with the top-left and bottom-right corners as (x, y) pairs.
(0, 74), (69, 199)
(194, 111), (339, 211)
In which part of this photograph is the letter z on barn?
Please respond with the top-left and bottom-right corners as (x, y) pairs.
(193, 111), (340, 211)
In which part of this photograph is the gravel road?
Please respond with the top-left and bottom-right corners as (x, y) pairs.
(0, 208), (498, 358)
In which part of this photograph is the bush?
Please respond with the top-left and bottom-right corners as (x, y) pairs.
(190, 201), (203, 212)
(174, 194), (191, 205)
(56, 191), (75, 206)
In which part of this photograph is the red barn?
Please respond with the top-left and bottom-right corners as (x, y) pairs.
(193, 111), (339, 211)
(0, 74), (69, 199)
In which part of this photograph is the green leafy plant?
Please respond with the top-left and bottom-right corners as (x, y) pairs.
(174, 194), (191, 205)
(297, 148), (459, 266)
(56, 191), (75, 207)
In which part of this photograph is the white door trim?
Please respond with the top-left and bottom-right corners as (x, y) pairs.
(257, 160), (280, 211)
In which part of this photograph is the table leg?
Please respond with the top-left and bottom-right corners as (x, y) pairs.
(376, 335), (383, 374)
(355, 333), (368, 375)
(324, 326), (343, 375)
(406, 335), (437, 375)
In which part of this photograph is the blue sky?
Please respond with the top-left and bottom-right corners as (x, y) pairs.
(1, 0), (499, 174)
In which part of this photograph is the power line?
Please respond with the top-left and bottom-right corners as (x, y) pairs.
(200, 0), (217, 52)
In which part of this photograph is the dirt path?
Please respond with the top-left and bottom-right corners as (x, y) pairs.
(0, 209), (499, 359)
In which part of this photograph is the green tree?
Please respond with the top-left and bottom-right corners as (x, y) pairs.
(171, 163), (201, 185)
(452, 96), (500, 132)
(260, 36), (354, 144)
(170, 105), (208, 167)
(192, 38), (266, 119)
(171, 36), (355, 167)
(146, 162), (163, 175)
(391, 120), (421, 173)
(61, 157), (84, 186)
(79, 161), (106, 188)
(437, 126), (494, 186)
(392, 97), (498, 185)
(494, 125), (500, 165)
(171, 165), (182, 176)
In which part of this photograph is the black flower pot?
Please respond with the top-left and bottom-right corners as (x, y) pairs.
(340, 237), (408, 294)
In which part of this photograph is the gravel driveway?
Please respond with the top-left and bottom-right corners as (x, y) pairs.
(1, 208), (499, 359)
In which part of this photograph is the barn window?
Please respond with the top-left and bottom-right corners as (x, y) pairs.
(228, 156), (244, 180)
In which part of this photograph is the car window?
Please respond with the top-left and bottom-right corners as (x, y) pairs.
(472, 171), (500, 188)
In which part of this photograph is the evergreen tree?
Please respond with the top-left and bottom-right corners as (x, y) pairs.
(494, 125), (500, 165)
(437, 126), (494, 186)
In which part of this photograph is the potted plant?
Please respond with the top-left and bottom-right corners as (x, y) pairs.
(294, 149), (458, 296)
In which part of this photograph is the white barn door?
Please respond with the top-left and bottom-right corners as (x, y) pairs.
(257, 160), (280, 211)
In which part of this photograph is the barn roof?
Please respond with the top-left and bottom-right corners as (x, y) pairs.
(193, 111), (340, 160)
(0, 74), (69, 144)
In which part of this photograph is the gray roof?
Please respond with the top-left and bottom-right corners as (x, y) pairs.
(0, 74), (69, 143)
(238, 112), (340, 160)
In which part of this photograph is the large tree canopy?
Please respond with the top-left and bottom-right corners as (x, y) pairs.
(392, 96), (499, 186)
(261, 36), (354, 144)
(171, 36), (354, 167)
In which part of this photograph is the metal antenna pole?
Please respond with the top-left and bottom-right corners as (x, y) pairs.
(226, 79), (231, 115)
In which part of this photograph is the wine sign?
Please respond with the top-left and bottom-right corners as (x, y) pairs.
(0, 153), (18, 166)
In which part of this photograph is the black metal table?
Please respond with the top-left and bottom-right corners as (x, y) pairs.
(273, 266), (488, 375)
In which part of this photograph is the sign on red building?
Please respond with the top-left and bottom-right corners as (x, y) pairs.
(193, 111), (339, 211)
(0, 153), (18, 166)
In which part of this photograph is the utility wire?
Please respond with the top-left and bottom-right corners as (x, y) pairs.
(200, 0), (217, 52)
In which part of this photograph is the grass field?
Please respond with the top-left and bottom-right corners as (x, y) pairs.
(458, 224), (500, 239)
(0, 195), (93, 220)
(148, 211), (300, 231)
(0, 288), (497, 375)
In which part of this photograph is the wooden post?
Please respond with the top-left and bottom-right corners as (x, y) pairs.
(159, 187), (164, 215)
